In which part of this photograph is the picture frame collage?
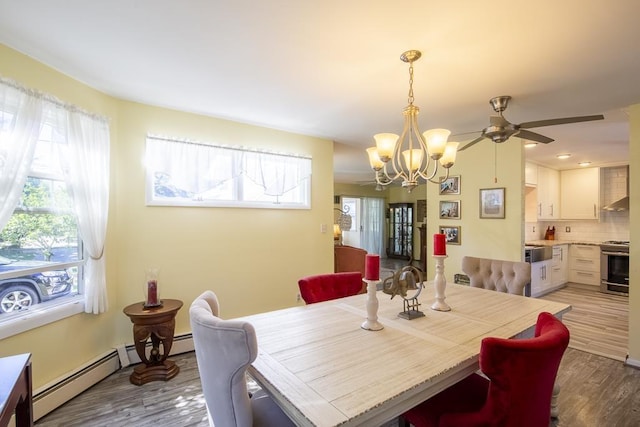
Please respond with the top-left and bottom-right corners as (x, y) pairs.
(439, 175), (461, 245)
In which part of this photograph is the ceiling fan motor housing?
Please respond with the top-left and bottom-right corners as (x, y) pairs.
(483, 123), (519, 143)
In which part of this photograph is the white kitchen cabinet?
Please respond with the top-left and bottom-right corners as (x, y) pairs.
(569, 244), (600, 287)
(551, 244), (569, 287)
(561, 167), (600, 220)
(531, 259), (551, 297)
(537, 166), (560, 220)
(525, 162), (538, 186)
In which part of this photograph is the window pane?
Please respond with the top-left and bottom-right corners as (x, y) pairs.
(0, 176), (81, 314)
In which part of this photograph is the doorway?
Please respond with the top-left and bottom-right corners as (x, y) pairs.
(340, 196), (385, 256)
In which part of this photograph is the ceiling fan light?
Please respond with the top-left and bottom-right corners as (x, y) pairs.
(423, 128), (451, 159)
(402, 149), (423, 171)
(373, 133), (398, 162)
(366, 147), (384, 170)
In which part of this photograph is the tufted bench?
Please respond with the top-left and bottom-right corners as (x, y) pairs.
(461, 256), (531, 296)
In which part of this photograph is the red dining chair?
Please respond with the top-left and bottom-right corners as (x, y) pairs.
(297, 272), (364, 304)
(402, 311), (570, 427)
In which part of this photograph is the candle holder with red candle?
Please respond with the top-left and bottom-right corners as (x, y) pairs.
(362, 254), (383, 331)
(144, 268), (162, 308)
(431, 255), (451, 312)
(434, 233), (446, 256)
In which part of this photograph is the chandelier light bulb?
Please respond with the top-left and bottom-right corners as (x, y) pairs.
(366, 147), (384, 171)
(439, 142), (459, 168)
(402, 149), (424, 172)
(373, 133), (398, 163)
(423, 128), (451, 159)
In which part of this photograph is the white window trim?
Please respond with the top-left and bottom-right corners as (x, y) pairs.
(0, 294), (84, 340)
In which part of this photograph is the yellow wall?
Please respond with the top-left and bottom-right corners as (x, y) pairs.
(628, 103), (639, 361)
(0, 44), (334, 389)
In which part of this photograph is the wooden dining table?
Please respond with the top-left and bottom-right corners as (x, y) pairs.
(237, 283), (571, 427)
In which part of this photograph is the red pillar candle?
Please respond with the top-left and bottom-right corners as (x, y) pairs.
(365, 254), (380, 281)
(147, 280), (158, 306)
(434, 233), (447, 256)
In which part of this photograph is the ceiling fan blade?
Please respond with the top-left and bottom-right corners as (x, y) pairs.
(515, 129), (554, 144)
(519, 114), (604, 129)
(489, 115), (509, 126)
(458, 136), (485, 151)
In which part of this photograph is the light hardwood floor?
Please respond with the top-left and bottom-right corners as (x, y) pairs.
(36, 283), (638, 427)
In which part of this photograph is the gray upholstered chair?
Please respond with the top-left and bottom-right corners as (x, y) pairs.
(461, 256), (531, 296)
(189, 291), (295, 427)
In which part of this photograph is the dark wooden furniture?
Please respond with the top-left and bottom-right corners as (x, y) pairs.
(0, 353), (33, 427)
(123, 299), (183, 385)
(418, 224), (427, 273)
(388, 203), (413, 259)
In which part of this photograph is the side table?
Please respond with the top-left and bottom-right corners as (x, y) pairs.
(123, 299), (183, 385)
(0, 353), (32, 427)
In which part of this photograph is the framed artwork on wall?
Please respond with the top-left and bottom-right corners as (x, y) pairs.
(439, 225), (461, 245)
(479, 187), (506, 219)
(439, 175), (460, 195)
(439, 200), (461, 220)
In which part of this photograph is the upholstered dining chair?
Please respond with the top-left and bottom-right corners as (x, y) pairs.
(462, 256), (531, 296)
(401, 311), (570, 427)
(189, 291), (295, 427)
(297, 271), (364, 304)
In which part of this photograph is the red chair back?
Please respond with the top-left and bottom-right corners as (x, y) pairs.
(442, 312), (570, 427)
(298, 272), (364, 304)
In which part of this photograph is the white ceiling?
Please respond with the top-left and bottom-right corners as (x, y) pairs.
(1, 1), (637, 184)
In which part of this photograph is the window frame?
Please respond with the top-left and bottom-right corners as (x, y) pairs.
(145, 136), (312, 209)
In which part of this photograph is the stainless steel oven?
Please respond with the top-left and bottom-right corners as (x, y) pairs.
(600, 241), (629, 295)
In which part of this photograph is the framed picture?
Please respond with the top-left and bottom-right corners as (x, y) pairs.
(479, 187), (506, 219)
(439, 225), (461, 245)
(439, 175), (460, 195)
(439, 200), (461, 220)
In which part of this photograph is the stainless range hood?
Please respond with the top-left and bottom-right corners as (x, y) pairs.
(602, 165), (630, 211)
(602, 195), (629, 211)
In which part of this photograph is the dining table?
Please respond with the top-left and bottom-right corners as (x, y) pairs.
(237, 282), (571, 427)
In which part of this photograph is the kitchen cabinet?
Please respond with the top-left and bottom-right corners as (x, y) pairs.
(551, 244), (569, 287)
(569, 244), (600, 287)
(560, 167), (600, 220)
(537, 166), (559, 220)
(530, 259), (551, 297)
(525, 162), (538, 186)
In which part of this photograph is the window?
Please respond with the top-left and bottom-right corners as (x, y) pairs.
(0, 121), (84, 318)
(0, 77), (110, 337)
(145, 135), (312, 209)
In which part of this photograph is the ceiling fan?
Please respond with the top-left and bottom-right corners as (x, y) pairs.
(459, 96), (604, 151)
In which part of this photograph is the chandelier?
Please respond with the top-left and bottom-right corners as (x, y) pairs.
(366, 50), (459, 192)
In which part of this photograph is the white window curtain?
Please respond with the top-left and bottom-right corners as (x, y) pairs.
(54, 106), (111, 314)
(0, 81), (43, 230)
(0, 77), (111, 314)
(244, 151), (311, 197)
(361, 197), (385, 256)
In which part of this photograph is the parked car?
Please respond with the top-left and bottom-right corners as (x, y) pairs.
(0, 255), (73, 314)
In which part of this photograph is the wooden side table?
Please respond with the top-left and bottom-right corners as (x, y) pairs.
(123, 299), (183, 385)
(0, 353), (32, 427)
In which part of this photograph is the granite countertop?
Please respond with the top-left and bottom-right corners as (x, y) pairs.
(525, 240), (602, 247)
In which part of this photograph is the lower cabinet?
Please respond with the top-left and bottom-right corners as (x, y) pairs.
(551, 244), (569, 287)
(531, 260), (551, 297)
(569, 244), (600, 287)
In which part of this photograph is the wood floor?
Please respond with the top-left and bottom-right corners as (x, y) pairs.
(36, 284), (638, 427)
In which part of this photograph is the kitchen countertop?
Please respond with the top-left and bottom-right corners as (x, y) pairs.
(525, 240), (602, 247)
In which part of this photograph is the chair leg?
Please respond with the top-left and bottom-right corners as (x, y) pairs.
(550, 381), (561, 418)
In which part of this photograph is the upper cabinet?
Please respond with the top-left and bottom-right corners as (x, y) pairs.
(537, 166), (560, 220)
(560, 167), (600, 220)
(525, 162), (538, 186)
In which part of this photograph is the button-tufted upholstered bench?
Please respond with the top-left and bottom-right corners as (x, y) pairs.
(461, 256), (531, 296)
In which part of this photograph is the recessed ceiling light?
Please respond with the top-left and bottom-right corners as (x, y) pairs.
(556, 154), (571, 160)
(524, 142), (538, 148)
(578, 161), (592, 167)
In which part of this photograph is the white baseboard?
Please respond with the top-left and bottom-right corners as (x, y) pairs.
(33, 333), (194, 421)
(625, 355), (640, 369)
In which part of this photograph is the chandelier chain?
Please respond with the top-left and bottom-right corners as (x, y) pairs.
(407, 62), (415, 105)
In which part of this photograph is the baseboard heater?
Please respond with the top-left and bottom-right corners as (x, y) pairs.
(33, 332), (194, 421)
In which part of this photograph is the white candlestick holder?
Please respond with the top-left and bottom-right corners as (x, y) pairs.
(361, 279), (384, 331)
(431, 255), (451, 312)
